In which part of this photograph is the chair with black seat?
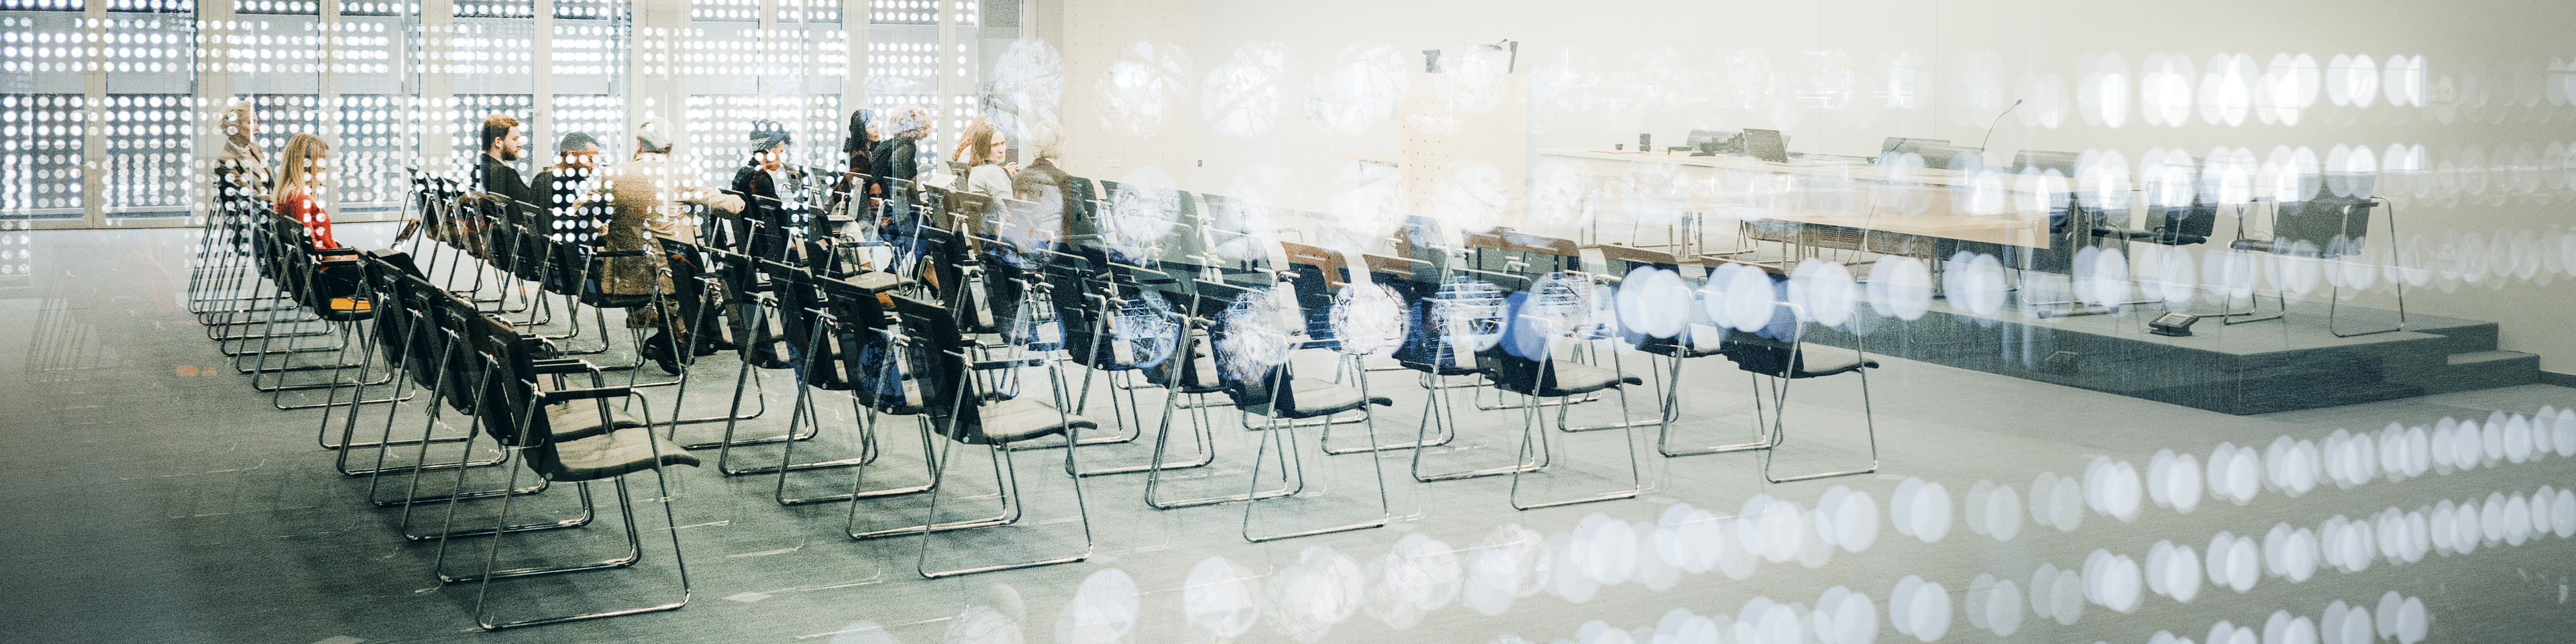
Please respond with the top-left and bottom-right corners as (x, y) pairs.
(1316, 252), (1456, 455)
(731, 258), (892, 501)
(2223, 176), (2400, 335)
(370, 286), (555, 531)
(849, 294), (1097, 578)
(1593, 245), (1771, 457)
(1472, 271), (1650, 511)
(1710, 277), (1882, 483)
(774, 270), (947, 505)
(242, 206), (388, 404)
(681, 251), (809, 472)
(323, 254), (471, 462)
(1401, 271), (1532, 482)
(1193, 280), (1395, 541)
(190, 166), (273, 320)
(1029, 246), (1170, 457)
(430, 308), (698, 630)
(1464, 231), (1656, 433)
(209, 196), (340, 352)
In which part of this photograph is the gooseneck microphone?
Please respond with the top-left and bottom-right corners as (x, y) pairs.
(1980, 99), (2024, 153)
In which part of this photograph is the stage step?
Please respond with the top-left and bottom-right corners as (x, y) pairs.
(2400, 318), (2505, 355)
(2428, 350), (2542, 393)
(1817, 299), (2541, 415)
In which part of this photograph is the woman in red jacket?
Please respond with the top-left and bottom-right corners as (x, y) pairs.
(272, 133), (337, 249)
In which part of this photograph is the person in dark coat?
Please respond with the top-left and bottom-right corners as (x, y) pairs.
(825, 108), (875, 238)
(869, 105), (930, 271)
(730, 120), (807, 261)
(470, 114), (537, 208)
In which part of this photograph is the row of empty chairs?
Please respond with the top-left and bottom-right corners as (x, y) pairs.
(182, 158), (1889, 631)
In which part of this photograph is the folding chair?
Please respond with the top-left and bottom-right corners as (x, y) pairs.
(1477, 272), (1648, 510)
(1593, 245), (1772, 457)
(430, 309), (698, 630)
(1702, 269), (1882, 482)
(849, 295), (1096, 579)
(773, 270), (945, 505)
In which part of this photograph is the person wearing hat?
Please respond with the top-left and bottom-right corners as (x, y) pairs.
(729, 120), (808, 261)
(602, 122), (745, 373)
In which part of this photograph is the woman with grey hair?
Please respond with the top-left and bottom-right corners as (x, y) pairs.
(1006, 119), (1079, 258)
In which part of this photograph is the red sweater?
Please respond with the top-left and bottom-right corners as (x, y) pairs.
(278, 195), (337, 250)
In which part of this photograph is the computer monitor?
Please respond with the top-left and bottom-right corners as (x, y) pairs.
(1740, 129), (1788, 163)
(1881, 137), (1949, 158)
(1908, 144), (1983, 170)
(2012, 150), (2081, 178)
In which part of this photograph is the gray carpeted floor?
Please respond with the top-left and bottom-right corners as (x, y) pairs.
(2, 225), (2571, 644)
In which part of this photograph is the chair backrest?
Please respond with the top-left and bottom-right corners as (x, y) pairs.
(1465, 229), (1584, 276)
(888, 294), (997, 443)
(365, 254), (419, 370)
(1275, 241), (1344, 349)
(759, 257), (827, 358)
(1061, 176), (1102, 241)
(705, 246), (763, 306)
(1461, 270), (1562, 390)
(1385, 274), (1481, 376)
(1195, 280), (1313, 416)
(2274, 182), (2375, 258)
(467, 311), (541, 447)
(818, 273), (904, 402)
(427, 284), (490, 414)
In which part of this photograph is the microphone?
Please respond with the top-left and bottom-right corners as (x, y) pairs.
(1979, 99), (2023, 154)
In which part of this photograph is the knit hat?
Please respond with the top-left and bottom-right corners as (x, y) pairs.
(749, 120), (792, 152)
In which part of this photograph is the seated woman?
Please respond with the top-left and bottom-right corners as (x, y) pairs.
(272, 132), (365, 312)
(273, 132), (339, 250)
(730, 120), (808, 261)
(953, 115), (1013, 199)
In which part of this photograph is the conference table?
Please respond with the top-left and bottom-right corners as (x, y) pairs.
(1534, 148), (2065, 258)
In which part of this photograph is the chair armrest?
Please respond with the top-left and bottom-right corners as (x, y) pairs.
(530, 359), (598, 374)
(539, 385), (634, 402)
(592, 249), (652, 258)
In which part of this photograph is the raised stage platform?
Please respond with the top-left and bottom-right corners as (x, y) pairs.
(1803, 298), (2540, 415)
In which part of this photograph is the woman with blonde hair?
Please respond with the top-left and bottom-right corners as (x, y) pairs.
(272, 133), (340, 249)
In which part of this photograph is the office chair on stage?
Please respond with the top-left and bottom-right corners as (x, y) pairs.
(2224, 177), (2402, 336)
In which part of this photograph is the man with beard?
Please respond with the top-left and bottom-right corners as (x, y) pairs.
(472, 114), (538, 209)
